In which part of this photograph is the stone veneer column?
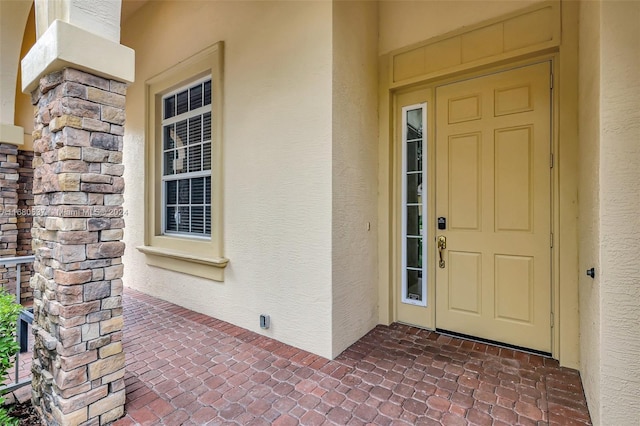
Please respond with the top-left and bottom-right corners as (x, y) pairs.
(30, 68), (127, 425)
(17, 150), (35, 304)
(0, 143), (19, 293)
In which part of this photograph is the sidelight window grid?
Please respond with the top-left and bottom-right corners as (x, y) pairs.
(401, 103), (428, 307)
(161, 76), (212, 238)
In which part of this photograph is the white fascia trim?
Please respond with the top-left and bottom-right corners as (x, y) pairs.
(0, 124), (25, 146)
(21, 19), (135, 94)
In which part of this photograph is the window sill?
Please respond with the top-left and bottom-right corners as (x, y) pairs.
(137, 245), (228, 282)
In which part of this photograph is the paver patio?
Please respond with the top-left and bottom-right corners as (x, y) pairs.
(110, 288), (591, 425)
(4, 287), (591, 425)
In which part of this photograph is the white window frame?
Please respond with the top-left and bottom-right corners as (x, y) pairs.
(401, 103), (428, 306)
(160, 76), (212, 239)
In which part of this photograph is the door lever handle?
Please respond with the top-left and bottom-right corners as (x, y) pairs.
(437, 236), (446, 268)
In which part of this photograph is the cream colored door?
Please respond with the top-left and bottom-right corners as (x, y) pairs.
(435, 62), (552, 352)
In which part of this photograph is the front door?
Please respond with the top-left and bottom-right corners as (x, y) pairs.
(434, 62), (552, 352)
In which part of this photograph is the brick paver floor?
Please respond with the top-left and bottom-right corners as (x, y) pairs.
(111, 288), (591, 425)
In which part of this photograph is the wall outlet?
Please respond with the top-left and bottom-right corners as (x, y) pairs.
(259, 314), (270, 329)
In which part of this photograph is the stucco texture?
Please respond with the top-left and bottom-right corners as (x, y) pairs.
(598, 1), (640, 423)
(579, 0), (640, 424)
(331, 1), (379, 358)
(578, 0), (601, 422)
(121, 1), (335, 358)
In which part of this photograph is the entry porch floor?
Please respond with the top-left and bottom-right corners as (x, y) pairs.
(12, 288), (592, 425)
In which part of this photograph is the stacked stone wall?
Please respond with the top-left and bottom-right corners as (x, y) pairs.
(18, 150), (35, 304)
(30, 68), (127, 425)
(0, 143), (19, 295)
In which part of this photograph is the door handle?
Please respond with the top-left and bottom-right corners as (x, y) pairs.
(437, 236), (446, 268)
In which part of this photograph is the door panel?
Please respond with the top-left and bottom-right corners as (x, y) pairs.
(448, 133), (481, 230)
(435, 62), (552, 352)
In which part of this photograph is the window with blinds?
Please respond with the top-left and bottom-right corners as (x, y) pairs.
(161, 77), (212, 237)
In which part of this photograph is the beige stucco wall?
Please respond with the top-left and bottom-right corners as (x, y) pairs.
(578, 0), (601, 421)
(598, 0), (640, 423)
(579, 1), (640, 424)
(121, 1), (335, 358)
(331, 1), (379, 358)
(0, 0), (31, 137)
(378, 0), (539, 55)
(14, 6), (36, 147)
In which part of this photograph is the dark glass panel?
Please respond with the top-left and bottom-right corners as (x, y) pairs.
(406, 206), (422, 236)
(406, 108), (422, 140)
(163, 125), (174, 150)
(191, 177), (205, 204)
(203, 80), (211, 105)
(406, 141), (422, 172)
(164, 96), (175, 119)
(406, 173), (423, 204)
(203, 142), (211, 171)
(203, 112), (211, 141)
(166, 206), (177, 232)
(177, 206), (189, 232)
(190, 84), (203, 110)
(166, 180), (177, 205)
(406, 237), (422, 269)
(205, 177), (211, 204)
(177, 179), (190, 204)
(406, 270), (423, 302)
(188, 145), (202, 173)
(177, 90), (189, 115)
(205, 206), (211, 235)
(191, 206), (204, 234)
(163, 151), (174, 176)
(189, 116), (202, 145)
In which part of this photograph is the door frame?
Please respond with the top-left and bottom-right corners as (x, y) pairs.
(378, 2), (579, 368)
(379, 50), (578, 368)
(391, 56), (556, 336)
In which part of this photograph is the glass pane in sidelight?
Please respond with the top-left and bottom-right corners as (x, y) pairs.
(406, 108), (422, 140)
(406, 173), (423, 204)
(406, 270), (423, 302)
(406, 237), (422, 269)
(406, 206), (422, 236)
(406, 141), (422, 172)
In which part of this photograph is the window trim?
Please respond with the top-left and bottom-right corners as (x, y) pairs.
(400, 103), (428, 307)
(138, 42), (227, 281)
